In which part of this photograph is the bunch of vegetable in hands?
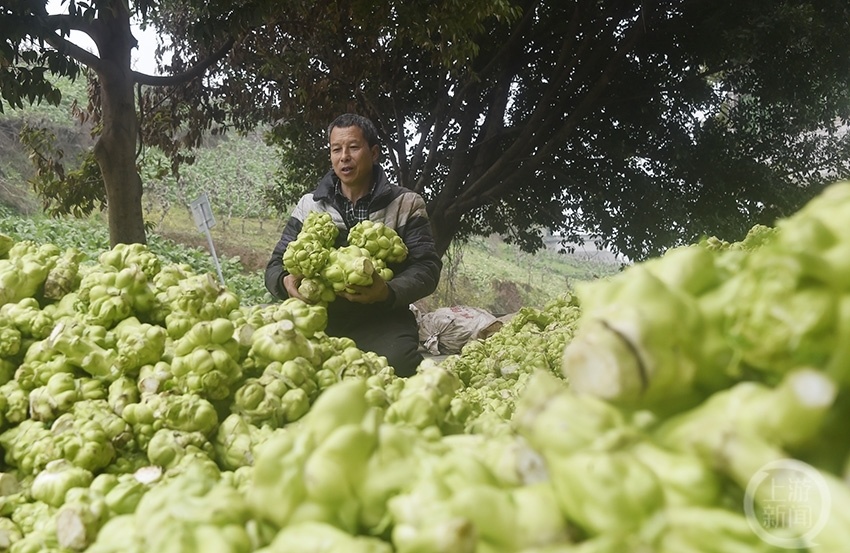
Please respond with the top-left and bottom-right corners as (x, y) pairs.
(283, 212), (338, 279)
(283, 213), (408, 303)
(347, 220), (408, 263)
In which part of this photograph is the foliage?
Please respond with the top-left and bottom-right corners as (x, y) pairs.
(149, 0), (850, 261)
(0, 74), (89, 126)
(140, 132), (281, 229)
(19, 125), (107, 217)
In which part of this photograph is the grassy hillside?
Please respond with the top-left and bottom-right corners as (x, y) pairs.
(0, 76), (93, 214)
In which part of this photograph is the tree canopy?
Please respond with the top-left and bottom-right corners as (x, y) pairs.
(155, 0), (850, 260)
(5, 0), (850, 260)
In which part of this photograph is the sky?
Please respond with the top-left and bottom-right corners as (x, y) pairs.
(129, 25), (162, 75)
(46, 0), (162, 75)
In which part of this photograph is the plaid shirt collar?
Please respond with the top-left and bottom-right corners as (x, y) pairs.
(334, 180), (373, 228)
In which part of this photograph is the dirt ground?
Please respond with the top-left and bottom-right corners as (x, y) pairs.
(158, 228), (271, 272)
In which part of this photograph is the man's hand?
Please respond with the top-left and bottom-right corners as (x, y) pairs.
(339, 273), (391, 304)
(283, 274), (310, 302)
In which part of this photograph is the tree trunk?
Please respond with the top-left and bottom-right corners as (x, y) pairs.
(428, 205), (458, 259)
(92, 5), (147, 247)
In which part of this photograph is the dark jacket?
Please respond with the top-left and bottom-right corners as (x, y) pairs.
(264, 165), (442, 318)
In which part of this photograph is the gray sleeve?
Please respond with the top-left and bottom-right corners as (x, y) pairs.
(378, 193), (443, 309)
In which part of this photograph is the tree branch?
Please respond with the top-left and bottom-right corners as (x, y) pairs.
(520, 13), (650, 180)
(26, 8), (107, 71)
(412, 88), (455, 194)
(41, 12), (100, 39)
(471, 0), (541, 83)
(455, 0), (597, 208)
(40, 30), (106, 72)
(464, 3), (649, 211)
(131, 36), (236, 86)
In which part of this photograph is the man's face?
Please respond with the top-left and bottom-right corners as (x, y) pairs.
(330, 125), (379, 190)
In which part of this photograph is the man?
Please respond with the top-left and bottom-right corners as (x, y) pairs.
(265, 113), (443, 377)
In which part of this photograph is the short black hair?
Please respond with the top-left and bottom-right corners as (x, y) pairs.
(327, 113), (380, 148)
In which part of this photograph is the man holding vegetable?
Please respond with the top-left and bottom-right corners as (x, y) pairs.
(265, 113), (442, 377)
